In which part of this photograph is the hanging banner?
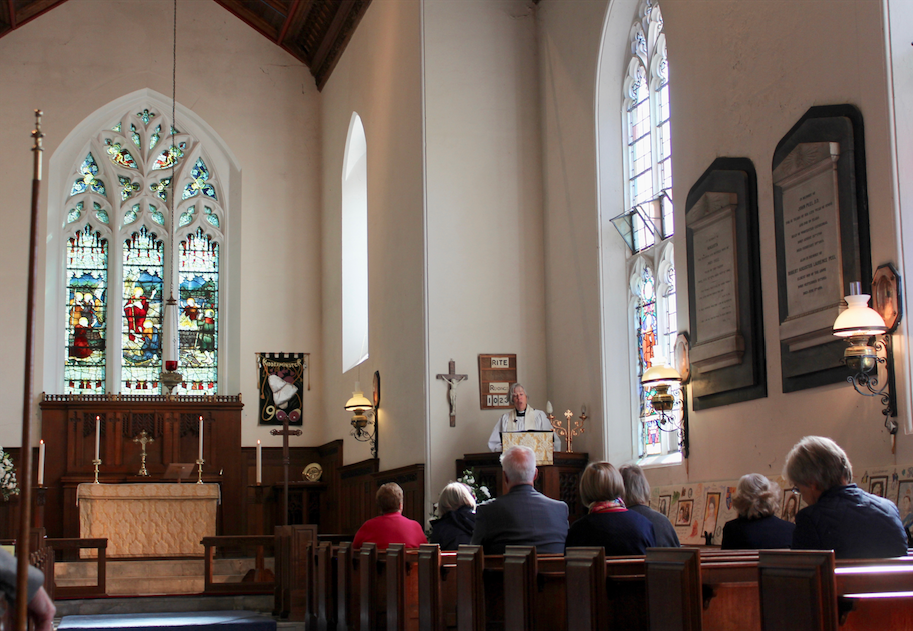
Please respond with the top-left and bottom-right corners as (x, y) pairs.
(256, 352), (309, 426)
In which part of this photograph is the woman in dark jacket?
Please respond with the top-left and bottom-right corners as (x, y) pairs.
(566, 461), (655, 555)
(721, 473), (795, 549)
(620, 463), (680, 547)
(429, 482), (476, 550)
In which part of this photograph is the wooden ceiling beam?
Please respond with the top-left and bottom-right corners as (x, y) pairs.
(7, 0), (17, 28)
(308, 0), (353, 77)
(276, 0), (300, 45)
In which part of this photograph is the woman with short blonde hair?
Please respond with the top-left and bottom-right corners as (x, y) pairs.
(721, 474), (794, 550)
(429, 482), (477, 550)
(566, 462), (656, 555)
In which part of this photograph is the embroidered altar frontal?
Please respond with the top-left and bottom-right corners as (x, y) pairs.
(78, 483), (219, 557)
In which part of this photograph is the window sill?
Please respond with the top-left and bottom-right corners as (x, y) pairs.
(638, 452), (683, 469)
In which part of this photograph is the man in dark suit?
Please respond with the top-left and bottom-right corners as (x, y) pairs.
(471, 445), (569, 553)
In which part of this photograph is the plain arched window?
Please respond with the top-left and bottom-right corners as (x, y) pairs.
(341, 112), (369, 372)
(60, 103), (224, 394)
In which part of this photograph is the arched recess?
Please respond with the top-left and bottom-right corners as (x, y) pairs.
(44, 88), (242, 395)
(341, 112), (369, 373)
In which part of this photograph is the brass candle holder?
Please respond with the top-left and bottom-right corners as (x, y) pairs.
(195, 458), (204, 484)
(92, 458), (101, 484)
(552, 406), (587, 453)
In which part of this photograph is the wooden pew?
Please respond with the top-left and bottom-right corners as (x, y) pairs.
(758, 551), (913, 631)
(337, 542), (359, 631)
(643, 547), (764, 631)
(316, 541), (335, 631)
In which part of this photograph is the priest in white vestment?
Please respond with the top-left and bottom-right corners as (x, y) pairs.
(488, 383), (560, 452)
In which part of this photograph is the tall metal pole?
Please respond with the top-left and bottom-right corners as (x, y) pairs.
(15, 109), (43, 631)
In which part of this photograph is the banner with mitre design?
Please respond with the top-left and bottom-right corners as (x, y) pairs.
(256, 352), (309, 426)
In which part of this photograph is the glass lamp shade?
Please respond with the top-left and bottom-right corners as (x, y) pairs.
(641, 365), (682, 385)
(345, 383), (373, 411)
(833, 294), (888, 338)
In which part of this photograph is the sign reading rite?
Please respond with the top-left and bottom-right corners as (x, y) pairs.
(478, 354), (517, 409)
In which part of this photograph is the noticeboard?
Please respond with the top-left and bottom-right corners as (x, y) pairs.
(478, 354), (517, 410)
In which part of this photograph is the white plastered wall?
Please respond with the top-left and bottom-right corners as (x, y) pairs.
(0, 0), (323, 450)
(320, 0), (428, 469)
(539, 0), (911, 486)
(423, 0), (547, 506)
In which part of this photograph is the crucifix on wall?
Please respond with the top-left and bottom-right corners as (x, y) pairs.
(436, 359), (468, 427)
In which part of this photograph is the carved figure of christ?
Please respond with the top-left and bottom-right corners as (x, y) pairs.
(436, 359), (468, 427)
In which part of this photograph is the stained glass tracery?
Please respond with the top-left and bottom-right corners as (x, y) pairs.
(62, 105), (225, 395)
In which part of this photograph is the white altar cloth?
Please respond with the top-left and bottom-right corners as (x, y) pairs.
(77, 483), (220, 558)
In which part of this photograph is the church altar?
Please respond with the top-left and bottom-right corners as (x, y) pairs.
(77, 483), (219, 557)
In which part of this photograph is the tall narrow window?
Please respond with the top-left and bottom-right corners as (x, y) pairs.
(64, 222), (108, 394)
(342, 113), (369, 372)
(622, 0), (679, 460)
(59, 103), (225, 394)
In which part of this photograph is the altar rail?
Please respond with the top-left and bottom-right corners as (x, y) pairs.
(280, 544), (913, 630)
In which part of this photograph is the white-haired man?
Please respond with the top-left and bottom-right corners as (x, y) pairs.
(487, 383), (560, 452)
(471, 445), (568, 554)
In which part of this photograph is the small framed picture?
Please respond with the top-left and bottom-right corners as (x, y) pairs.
(781, 491), (800, 522)
(675, 499), (693, 526)
(658, 495), (672, 517)
(869, 476), (888, 498)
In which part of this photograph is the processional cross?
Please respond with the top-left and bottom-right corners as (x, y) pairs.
(436, 359), (468, 427)
(271, 410), (302, 526)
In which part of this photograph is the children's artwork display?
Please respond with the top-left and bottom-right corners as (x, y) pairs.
(653, 463), (913, 545)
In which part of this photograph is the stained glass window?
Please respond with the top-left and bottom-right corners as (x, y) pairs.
(61, 105), (225, 395)
(64, 225), (107, 395)
(121, 226), (164, 394)
(622, 1), (679, 459)
(178, 228), (219, 395)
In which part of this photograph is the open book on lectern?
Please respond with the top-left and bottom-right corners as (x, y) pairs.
(500, 430), (554, 465)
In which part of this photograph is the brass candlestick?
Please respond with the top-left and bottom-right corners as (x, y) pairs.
(132, 430), (154, 476)
(195, 458), (204, 484)
(92, 458), (101, 484)
(553, 406), (587, 453)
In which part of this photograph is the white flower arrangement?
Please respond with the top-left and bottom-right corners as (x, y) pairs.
(0, 448), (18, 501)
(458, 469), (491, 503)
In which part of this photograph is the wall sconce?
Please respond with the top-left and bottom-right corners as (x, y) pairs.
(833, 268), (902, 445)
(346, 382), (377, 458)
(641, 364), (689, 458)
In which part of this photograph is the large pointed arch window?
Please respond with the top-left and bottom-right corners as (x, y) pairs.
(62, 106), (224, 395)
(619, 0), (679, 460)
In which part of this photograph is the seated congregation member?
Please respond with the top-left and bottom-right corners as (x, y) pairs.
(566, 461), (656, 554)
(429, 481), (476, 550)
(620, 463), (680, 547)
(721, 473), (795, 549)
(471, 445), (568, 553)
(785, 435), (907, 559)
(352, 482), (427, 550)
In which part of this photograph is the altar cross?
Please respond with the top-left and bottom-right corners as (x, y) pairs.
(436, 359), (468, 427)
(271, 410), (303, 526)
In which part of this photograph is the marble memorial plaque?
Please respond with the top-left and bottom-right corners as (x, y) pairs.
(693, 208), (738, 343)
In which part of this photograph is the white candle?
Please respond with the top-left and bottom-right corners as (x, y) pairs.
(94, 416), (101, 460)
(256, 440), (262, 485)
(37, 440), (45, 487)
(198, 416), (204, 460)
(546, 401), (553, 415)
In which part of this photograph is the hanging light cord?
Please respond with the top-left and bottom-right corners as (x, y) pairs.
(169, 0), (177, 301)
